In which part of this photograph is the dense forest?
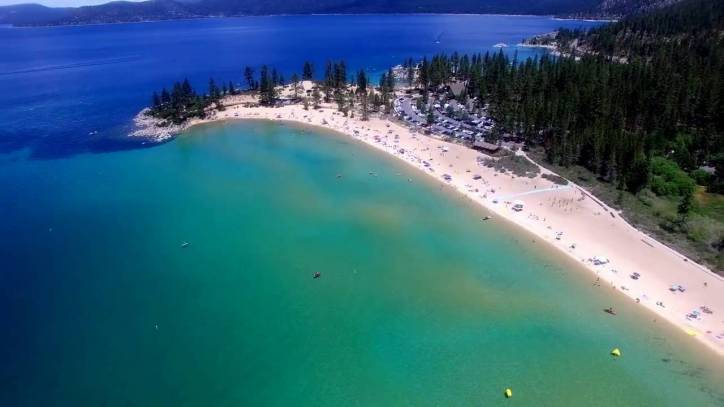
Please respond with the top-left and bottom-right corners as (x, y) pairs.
(570, 0), (684, 19)
(412, 0), (722, 199)
(558, 0), (721, 56)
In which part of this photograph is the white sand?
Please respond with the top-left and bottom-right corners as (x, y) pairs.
(176, 94), (724, 356)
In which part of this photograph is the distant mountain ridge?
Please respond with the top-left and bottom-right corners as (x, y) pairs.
(570, 0), (685, 19)
(0, 0), (677, 26)
(0, 3), (72, 25)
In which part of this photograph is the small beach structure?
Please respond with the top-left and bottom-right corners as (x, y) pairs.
(511, 200), (524, 212)
(472, 139), (500, 153)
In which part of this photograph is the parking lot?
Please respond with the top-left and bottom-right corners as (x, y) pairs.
(393, 95), (495, 142)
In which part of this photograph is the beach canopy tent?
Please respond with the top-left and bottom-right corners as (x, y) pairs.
(592, 256), (610, 265)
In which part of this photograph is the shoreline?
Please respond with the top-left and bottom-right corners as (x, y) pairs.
(6, 13), (611, 29)
(133, 96), (724, 356)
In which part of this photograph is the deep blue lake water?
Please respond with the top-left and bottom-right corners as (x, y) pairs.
(0, 14), (601, 158)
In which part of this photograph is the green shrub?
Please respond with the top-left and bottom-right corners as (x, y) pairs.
(542, 173), (569, 185)
(690, 168), (712, 186)
(482, 155), (540, 178)
(650, 157), (696, 197)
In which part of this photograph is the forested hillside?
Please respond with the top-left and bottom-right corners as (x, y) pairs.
(569, 0), (684, 18)
(554, 0), (723, 192)
(0, 0), (611, 26)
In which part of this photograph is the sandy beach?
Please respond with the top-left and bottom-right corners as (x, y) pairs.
(138, 91), (724, 356)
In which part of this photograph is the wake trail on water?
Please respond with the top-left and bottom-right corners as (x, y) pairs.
(0, 55), (142, 76)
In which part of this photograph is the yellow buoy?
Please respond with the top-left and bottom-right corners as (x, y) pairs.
(611, 348), (621, 357)
(504, 388), (512, 398)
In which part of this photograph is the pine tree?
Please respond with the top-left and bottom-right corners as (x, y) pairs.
(181, 78), (193, 98)
(312, 87), (321, 109)
(406, 58), (415, 87)
(385, 67), (395, 91)
(244, 66), (255, 90)
(160, 88), (170, 105)
(208, 78), (220, 101)
(290, 73), (300, 99)
(303, 61), (314, 80)
(347, 91), (355, 118)
(334, 60), (347, 90)
(323, 61), (334, 102)
(357, 69), (368, 94)
(271, 68), (279, 89)
(361, 92), (369, 121)
(259, 66), (270, 105)
(335, 91), (347, 116)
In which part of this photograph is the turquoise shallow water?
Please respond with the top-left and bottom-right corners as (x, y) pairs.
(1, 121), (722, 405)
